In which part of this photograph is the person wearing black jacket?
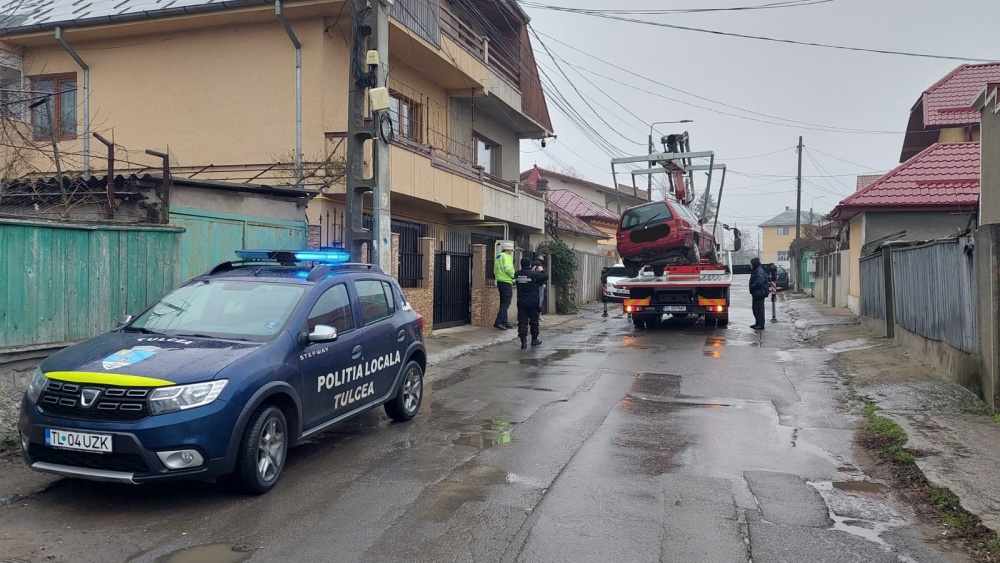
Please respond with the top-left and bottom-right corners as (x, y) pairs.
(515, 257), (549, 349)
(748, 257), (769, 330)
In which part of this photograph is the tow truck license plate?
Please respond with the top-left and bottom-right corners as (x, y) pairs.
(661, 305), (687, 313)
(45, 429), (112, 453)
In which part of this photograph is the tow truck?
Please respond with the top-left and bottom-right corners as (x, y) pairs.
(608, 133), (743, 328)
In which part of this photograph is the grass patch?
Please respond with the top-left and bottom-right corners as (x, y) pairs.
(993, 413), (1000, 426)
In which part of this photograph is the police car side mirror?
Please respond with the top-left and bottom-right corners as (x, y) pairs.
(309, 325), (338, 343)
(117, 314), (134, 327)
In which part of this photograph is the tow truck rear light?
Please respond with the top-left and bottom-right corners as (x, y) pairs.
(625, 305), (644, 313)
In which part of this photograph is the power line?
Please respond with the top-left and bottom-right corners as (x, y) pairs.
(521, 0), (836, 15)
(526, 8), (996, 62)
(804, 145), (884, 172)
(533, 30), (905, 134)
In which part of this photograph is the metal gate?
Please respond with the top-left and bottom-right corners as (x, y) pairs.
(433, 252), (472, 328)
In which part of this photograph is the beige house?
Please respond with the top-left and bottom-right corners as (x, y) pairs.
(0, 0), (553, 329)
(758, 206), (814, 268)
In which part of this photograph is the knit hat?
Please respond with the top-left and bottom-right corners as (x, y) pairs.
(521, 258), (532, 269)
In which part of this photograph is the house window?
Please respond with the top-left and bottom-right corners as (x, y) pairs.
(475, 136), (500, 176)
(389, 90), (422, 143)
(0, 64), (22, 119)
(777, 226), (790, 236)
(777, 251), (789, 262)
(30, 74), (77, 141)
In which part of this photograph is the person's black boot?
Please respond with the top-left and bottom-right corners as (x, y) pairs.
(530, 337), (542, 347)
(520, 338), (528, 349)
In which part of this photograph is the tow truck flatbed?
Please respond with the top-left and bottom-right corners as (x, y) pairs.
(617, 254), (735, 328)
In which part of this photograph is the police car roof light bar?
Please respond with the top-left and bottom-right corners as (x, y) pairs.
(294, 250), (351, 263)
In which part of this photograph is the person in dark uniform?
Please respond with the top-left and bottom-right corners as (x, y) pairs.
(515, 257), (548, 349)
(534, 252), (548, 314)
(749, 257), (769, 330)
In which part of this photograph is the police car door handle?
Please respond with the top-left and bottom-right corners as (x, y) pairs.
(397, 329), (406, 342)
(352, 345), (363, 360)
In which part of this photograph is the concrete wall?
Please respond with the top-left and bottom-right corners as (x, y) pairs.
(976, 225), (1000, 407)
(171, 187), (306, 223)
(848, 216), (863, 303)
(982, 103), (1000, 226)
(481, 182), (544, 230)
(451, 98), (520, 182)
(864, 211), (973, 242)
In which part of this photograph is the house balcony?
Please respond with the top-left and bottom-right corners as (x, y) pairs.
(438, 3), (551, 139)
(482, 173), (544, 230)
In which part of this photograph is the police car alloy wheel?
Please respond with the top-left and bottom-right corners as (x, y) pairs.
(384, 361), (423, 422)
(232, 405), (288, 494)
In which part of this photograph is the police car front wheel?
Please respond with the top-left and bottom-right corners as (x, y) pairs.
(385, 361), (423, 422)
(231, 405), (288, 494)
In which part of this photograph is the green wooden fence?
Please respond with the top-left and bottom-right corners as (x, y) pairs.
(0, 218), (184, 350)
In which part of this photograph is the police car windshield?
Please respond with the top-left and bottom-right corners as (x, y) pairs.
(128, 279), (307, 342)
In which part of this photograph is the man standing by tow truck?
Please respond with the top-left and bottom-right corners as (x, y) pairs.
(749, 257), (769, 330)
(494, 242), (516, 330)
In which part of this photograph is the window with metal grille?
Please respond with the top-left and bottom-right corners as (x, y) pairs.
(362, 214), (427, 288)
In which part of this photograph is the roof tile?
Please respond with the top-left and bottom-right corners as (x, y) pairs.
(837, 142), (979, 211)
(922, 63), (1000, 127)
(547, 189), (619, 222)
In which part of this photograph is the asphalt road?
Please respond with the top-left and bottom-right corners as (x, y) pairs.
(0, 280), (966, 563)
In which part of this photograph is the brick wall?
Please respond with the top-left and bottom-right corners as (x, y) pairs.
(401, 237), (435, 337)
(470, 244), (501, 327)
(307, 224), (321, 250)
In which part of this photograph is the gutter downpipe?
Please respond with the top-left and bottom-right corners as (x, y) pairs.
(275, 0), (302, 186)
(55, 27), (89, 173)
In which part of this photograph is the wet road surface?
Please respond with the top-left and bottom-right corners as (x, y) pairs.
(0, 281), (965, 562)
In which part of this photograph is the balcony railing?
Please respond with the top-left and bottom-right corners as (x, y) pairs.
(485, 40), (521, 89)
(439, 4), (521, 90)
(441, 7), (485, 59)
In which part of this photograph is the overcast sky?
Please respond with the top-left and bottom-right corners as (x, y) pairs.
(517, 0), (1000, 233)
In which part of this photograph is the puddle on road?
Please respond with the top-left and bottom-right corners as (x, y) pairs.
(452, 419), (516, 450)
(704, 349), (722, 358)
(833, 481), (890, 497)
(157, 544), (254, 563)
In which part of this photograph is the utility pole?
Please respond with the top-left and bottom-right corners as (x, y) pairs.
(794, 135), (803, 289)
(372, 0), (391, 273)
(343, 0), (391, 271)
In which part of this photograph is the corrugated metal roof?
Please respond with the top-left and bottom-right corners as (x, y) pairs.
(837, 142), (979, 212)
(919, 63), (1000, 127)
(547, 189), (618, 222)
(0, 0), (265, 34)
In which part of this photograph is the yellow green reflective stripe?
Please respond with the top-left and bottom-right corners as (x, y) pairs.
(44, 371), (175, 387)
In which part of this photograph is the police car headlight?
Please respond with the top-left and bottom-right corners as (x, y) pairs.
(149, 380), (228, 415)
(26, 368), (47, 404)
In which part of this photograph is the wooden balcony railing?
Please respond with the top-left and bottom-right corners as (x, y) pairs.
(485, 39), (521, 89)
(440, 6), (485, 60)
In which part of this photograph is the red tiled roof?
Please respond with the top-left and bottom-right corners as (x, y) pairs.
(919, 63), (1000, 127)
(836, 142), (979, 215)
(547, 189), (619, 222)
(545, 201), (607, 239)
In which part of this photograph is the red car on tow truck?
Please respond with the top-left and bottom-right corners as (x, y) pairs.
(616, 199), (717, 278)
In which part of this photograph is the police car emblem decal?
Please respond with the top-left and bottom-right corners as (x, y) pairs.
(102, 346), (160, 370)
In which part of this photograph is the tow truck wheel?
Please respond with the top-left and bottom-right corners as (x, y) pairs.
(385, 361), (424, 421)
(231, 405), (288, 494)
(652, 265), (665, 277)
(632, 317), (646, 329)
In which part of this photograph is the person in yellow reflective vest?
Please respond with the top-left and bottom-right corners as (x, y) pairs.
(494, 242), (515, 330)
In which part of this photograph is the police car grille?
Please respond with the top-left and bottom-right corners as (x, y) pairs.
(30, 445), (150, 473)
(39, 382), (151, 422)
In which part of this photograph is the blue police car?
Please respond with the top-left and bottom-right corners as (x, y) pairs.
(18, 249), (426, 493)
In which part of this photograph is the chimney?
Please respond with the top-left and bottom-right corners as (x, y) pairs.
(785, 206), (790, 211)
